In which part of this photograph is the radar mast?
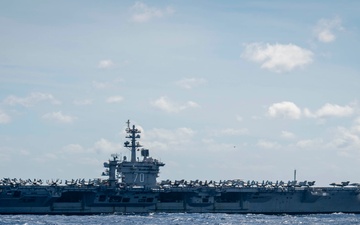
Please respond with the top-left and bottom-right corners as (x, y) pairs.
(124, 119), (142, 162)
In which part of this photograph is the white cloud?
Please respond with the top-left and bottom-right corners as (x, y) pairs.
(355, 117), (360, 124)
(251, 116), (262, 120)
(92, 79), (123, 90)
(130, 2), (174, 23)
(62, 140), (121, 156)
(281, 131), (296, 139)
(106, 96), (124, 103)
(34, 153), (58, 162)
(315, 103), (353, 117)
(257, 139), (280, 149)
(93, 138), (121, 154)
(296, 138), (323, 148)
(333, 128), (360, 149)
(304, 103), (354, 118)
(236, 115), (243, 122)
(268, 101), (301, 119)
(151, 96), (199, 113)
(42, 111), (76, 123)
(98, 60), (115, 69)
(176, 78), (207, 89)
(4, 92), (61, 107)
(92, 81), (110, 89)
(212, 128), (249, 136)
(242, 43), (313, 72)
(329, 118), (360, 150)
(314, 16), (343, 43)
(144, 127), (195, 150)
(268, 102), (356, 120)
(19, 149), (30, 156)
(61, 144), (86, 154)
(73, 99), (93, 105)
(201, 138), (241, 153)
(0, 110), (11, 124)
(303, 108), (313, 118)
(148, 127), (195, 141)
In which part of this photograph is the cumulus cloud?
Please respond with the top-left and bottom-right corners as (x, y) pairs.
(257, 139), (280, 149)
(98, 60), (115, 69)
(151, 96), (199, 113)
(62, 140), (122, 156)
(268, 102), (355, 120)
(0, 110), (11, 124)
(315, 103), (353, 117)
(4, 92), (61, 107)
(268, 101), (301, 119)
(201, 138), (241, 153)
(355, 117), (360, 125)
(42, 111), (76, 123)
(73, 99), (93, 106)
(314, 16), (343, 43)
(144, 127), (195, 150)
(61, 144), (86, 154)
(331, 128), (360, 149)
(212, 128), (249, 136)
(130, 2), (174, 23)
(328, 118), (360, 150)
(147, 127), (195, 141)
(33, 153), (58, 162)
(281, 131), (296, 139)
(106, 96), (124, 103)
(304, 103), (354, 118)
(92, 78), (123, 90)
(296, 138), (323, 148)
(242, 43), (313, 72)
(92, 81), (110, 89)
(236, 115), (243, 122)
(92, 138), (121, 154)
(176, 78), (207, 89)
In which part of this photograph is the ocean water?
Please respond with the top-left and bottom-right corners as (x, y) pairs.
(0, 213), (360, 225)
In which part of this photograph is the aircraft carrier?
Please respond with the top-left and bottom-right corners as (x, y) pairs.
(1, 120), (360, 214)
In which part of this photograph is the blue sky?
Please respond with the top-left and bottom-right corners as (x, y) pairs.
(1, 1), (360, 186)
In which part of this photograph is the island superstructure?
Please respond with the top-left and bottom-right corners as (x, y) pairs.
(103, 120), (164, 188)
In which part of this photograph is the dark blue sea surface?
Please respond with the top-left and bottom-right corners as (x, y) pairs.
(0, 213), (359, 225)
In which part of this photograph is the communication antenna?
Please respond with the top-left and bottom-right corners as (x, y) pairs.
(124, 120), (142, 162)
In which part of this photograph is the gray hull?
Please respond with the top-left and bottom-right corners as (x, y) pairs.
(1, 185), (360, 214)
